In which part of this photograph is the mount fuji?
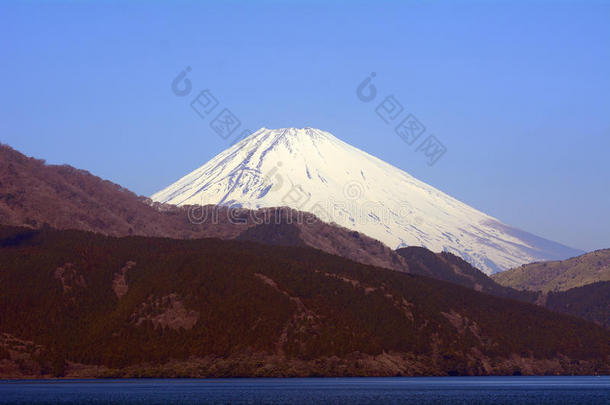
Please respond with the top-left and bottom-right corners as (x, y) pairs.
(151, 127), (582, 274)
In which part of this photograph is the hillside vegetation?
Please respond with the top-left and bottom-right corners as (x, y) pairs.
(493, 249), (610, 293)
(545, 282), (610, 329)
(0, 226), (608, 378)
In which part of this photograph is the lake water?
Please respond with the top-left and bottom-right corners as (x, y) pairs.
(0, 376), (608, 404)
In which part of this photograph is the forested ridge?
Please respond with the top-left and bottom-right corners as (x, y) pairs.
(0, 226), (608, 378)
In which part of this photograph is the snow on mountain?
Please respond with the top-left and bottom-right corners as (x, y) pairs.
(151, 127), (582, 274)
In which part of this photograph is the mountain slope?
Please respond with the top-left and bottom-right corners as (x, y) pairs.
(151, 127), (582, 274)
(492, 249), (610, 292)
(395, 247), (537, 302)
(0, 144), (405, 271)
(0, 143), (224, 239)
(544, 282), (610, 329)
(0, 225), (607, 378)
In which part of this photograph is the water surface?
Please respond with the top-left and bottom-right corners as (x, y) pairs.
(1, 376), (608, 404)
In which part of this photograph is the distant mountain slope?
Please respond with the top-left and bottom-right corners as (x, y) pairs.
(544, 282), (610, 329)
(395, 247), (537, 302)
(151, 127), (583, 274)
(0, 225), (607, 378)
(234, 220), (526, 299)
(492, 249), (610, 292)
(232, 208), (409, 272)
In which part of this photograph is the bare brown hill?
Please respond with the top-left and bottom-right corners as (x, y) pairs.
(492, 249), (610, 293)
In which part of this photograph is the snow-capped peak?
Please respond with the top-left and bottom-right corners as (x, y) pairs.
(151, 127), (582, 274)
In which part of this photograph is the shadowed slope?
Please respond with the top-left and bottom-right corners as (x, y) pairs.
(0, 226), (607, 378)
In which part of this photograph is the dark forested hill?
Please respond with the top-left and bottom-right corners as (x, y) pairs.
(544, 282), (610, 329)
(0, 226), (607, 378)
(395, 247), (538, 302)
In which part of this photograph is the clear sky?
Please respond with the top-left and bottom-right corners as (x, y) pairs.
(1, 0), (609, 251)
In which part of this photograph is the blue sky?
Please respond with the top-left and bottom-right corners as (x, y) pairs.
(1, 0), (609, 251)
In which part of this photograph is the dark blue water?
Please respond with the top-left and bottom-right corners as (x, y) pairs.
(0, 376), (608, 404)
